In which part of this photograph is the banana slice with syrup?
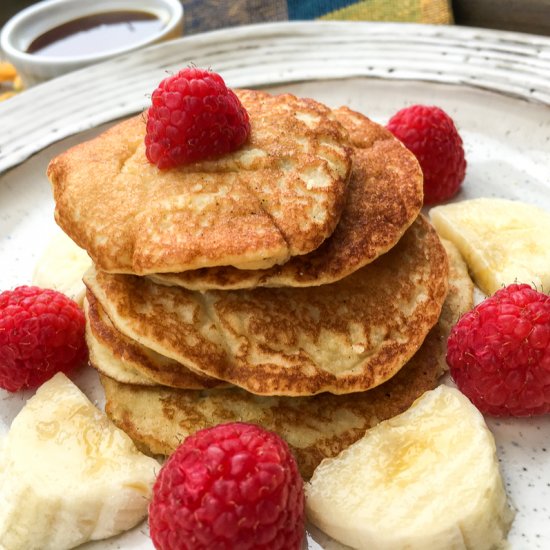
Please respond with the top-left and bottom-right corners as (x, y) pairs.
(306, 385), (514, 550)
(0, 373), (159, 550)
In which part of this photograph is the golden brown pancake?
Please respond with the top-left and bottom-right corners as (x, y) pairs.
(48, 91), (352, 275)
(99, 236), (472, 479)
(150, 106), (423, 290)
(86, 240), (469, 392)
(86, 314), (155, 386)
(85, 292), (224, 389)
(439, 238), (474, 339)
(84, 215), (449, 396)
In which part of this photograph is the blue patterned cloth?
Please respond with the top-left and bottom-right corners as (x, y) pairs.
(180, 0), (453, 34)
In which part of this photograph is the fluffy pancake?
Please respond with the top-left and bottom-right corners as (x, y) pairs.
(85, 239), (469, 391)
(48, 90), (351, 275)
(439, 238), (474, 338)
(84, 215), (449, 396)
(150, 106), (423, 290)
(84, 292), (224, 389)
(99, 235), (472, 478)
(86, 312), (155, 387)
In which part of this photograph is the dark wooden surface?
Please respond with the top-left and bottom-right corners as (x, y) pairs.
(453, 0), (550, 36)
(1, 1), (31, 27)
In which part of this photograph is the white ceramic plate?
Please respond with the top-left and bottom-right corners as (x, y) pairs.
(1, 22), (550, 549)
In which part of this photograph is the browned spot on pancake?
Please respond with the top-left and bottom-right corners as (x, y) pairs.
(85, 292), (224, 389)
(84, 271), (232, 380)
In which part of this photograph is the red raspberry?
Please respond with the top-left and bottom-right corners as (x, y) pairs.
(0, 286), (87, 392)
(149, 422), (305, 550)
(145, 68), (251, 169)
(447, 284), (550, 416)
(386, 105), (466, 204)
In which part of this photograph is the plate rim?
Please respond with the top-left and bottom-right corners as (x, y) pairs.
(1, 20), (550, 174)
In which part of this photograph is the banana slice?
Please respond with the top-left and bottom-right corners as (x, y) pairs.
(32, 231), (91, 306)
(305, 385), (514, 550)
(430, 198), (550, 295)
(0, 373), (159, 550)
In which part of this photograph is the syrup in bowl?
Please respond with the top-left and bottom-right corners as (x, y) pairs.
(26, 11), (166, 57)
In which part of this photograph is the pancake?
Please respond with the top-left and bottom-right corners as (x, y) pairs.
(439, 238), (474, 339)
(150, 106), (423, 290)
(85, 301), (156, 387)
(48, 90), (352, 275)
(86, 240), (469, 391)
(84, 215), (449, 396)
(99, 236), (472, 479)
(84, 292), (225, 389)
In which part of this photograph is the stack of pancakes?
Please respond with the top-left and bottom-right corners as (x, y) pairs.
(47, 90), (473, 478)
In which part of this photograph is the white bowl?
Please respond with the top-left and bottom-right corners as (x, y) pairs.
(0, 0), (184, 86)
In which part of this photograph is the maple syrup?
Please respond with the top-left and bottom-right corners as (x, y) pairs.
(27, 11), (164, 57)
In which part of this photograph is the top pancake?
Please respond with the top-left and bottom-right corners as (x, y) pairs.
(84, 215), (449, 396)
(48, 90), (351, 275)
(149, 106), (423, 290)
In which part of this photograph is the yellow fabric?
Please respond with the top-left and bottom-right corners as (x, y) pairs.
(320, 0), (453, 24)
(0, 61), (21, 102)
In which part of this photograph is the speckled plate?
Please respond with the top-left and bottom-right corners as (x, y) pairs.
(1, 21), (550, 550)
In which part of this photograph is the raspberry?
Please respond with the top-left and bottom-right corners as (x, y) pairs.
(0, 286), (87, 392)
(386, 105), (466, 204)
(149, 422), (305, 550)
(447, 284), (550, 416)
(145, 68), (251, 169)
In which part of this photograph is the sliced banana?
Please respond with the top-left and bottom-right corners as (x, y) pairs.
(430, 198), (550, 295)
(32, 231), (91, 306)
(306, 385), (514, 550)
(0, 373), (159, 550)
